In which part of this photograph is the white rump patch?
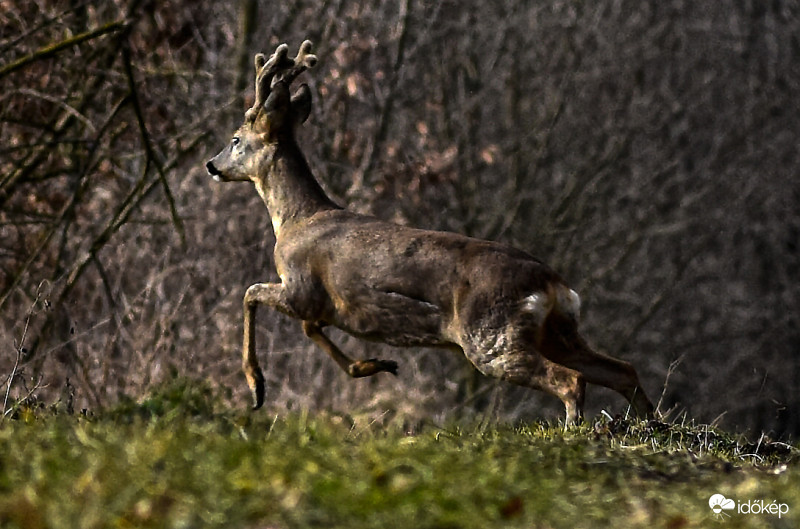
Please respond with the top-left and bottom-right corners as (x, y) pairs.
(556, 287), (581, 321)
(521, 286), (581, 324)
(521, 292), (551, 324)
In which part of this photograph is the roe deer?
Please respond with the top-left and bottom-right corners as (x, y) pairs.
(206, 41), (654, 425)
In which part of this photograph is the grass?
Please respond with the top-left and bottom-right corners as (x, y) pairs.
(0, 379), (797, 529)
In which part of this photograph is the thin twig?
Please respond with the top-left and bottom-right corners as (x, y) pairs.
(2, 283), (46, 419)
(655, 355), (684, 416)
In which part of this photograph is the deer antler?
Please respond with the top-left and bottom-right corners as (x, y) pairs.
(244, 41), (317, 125)
(245, 43), (290, 124)
(274, 40), (317, 87)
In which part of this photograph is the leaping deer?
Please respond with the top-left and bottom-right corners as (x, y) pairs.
(206, 41), (654, 424)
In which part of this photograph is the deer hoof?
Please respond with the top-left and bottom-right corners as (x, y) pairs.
(250, 367), (266, 410)
(383, 360), (399, 376)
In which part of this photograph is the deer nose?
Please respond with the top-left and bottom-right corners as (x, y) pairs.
(206, 161), (225, 181)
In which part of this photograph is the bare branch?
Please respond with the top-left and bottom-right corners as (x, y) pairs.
(0, 20), (127, 80)
(121, 42), (185, 246)
(350, 0), (412, 196)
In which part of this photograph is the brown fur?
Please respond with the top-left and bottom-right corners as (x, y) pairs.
(207, 41), (654, 424)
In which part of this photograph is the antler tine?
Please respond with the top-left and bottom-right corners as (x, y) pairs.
(273, 40), (317, 88)
(245, 44), (292, 124)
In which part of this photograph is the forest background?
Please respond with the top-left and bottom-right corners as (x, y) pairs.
(1, 0), (798, 438)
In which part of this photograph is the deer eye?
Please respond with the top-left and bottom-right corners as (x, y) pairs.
(232, 136), (241, 147)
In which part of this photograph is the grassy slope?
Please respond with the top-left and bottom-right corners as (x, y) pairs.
(0, 381), (797, 529)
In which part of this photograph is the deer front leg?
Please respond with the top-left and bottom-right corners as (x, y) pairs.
(301, 321), (399, 378)
(243, 282), (301, 410)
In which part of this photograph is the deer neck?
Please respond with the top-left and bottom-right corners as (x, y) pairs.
(255, 140), (339, 238)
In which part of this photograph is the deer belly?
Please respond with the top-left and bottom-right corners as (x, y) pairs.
(332, 290), (450, 347)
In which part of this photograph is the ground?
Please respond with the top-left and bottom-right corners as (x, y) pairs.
(0, 379), (797, 529)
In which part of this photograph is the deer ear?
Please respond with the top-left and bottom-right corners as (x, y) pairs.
(291, 84), (312, 125)
(259, 81), (291, 131)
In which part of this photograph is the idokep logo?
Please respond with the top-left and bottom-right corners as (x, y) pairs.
(709, 493), (790, 521)
(709, 494), (735, 520)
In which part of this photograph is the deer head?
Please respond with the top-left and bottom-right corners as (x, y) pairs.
(206, 40), (317, 182)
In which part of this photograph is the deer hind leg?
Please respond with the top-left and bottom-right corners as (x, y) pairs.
(566, 343), (654, 418)
(461, 341), (586, 426)
(522, 358), (586, 426)
(301, 321), (399, 378)
(540, 318), (654, 418)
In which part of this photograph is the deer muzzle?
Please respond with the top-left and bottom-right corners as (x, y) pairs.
(206, 160), (223, 182)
